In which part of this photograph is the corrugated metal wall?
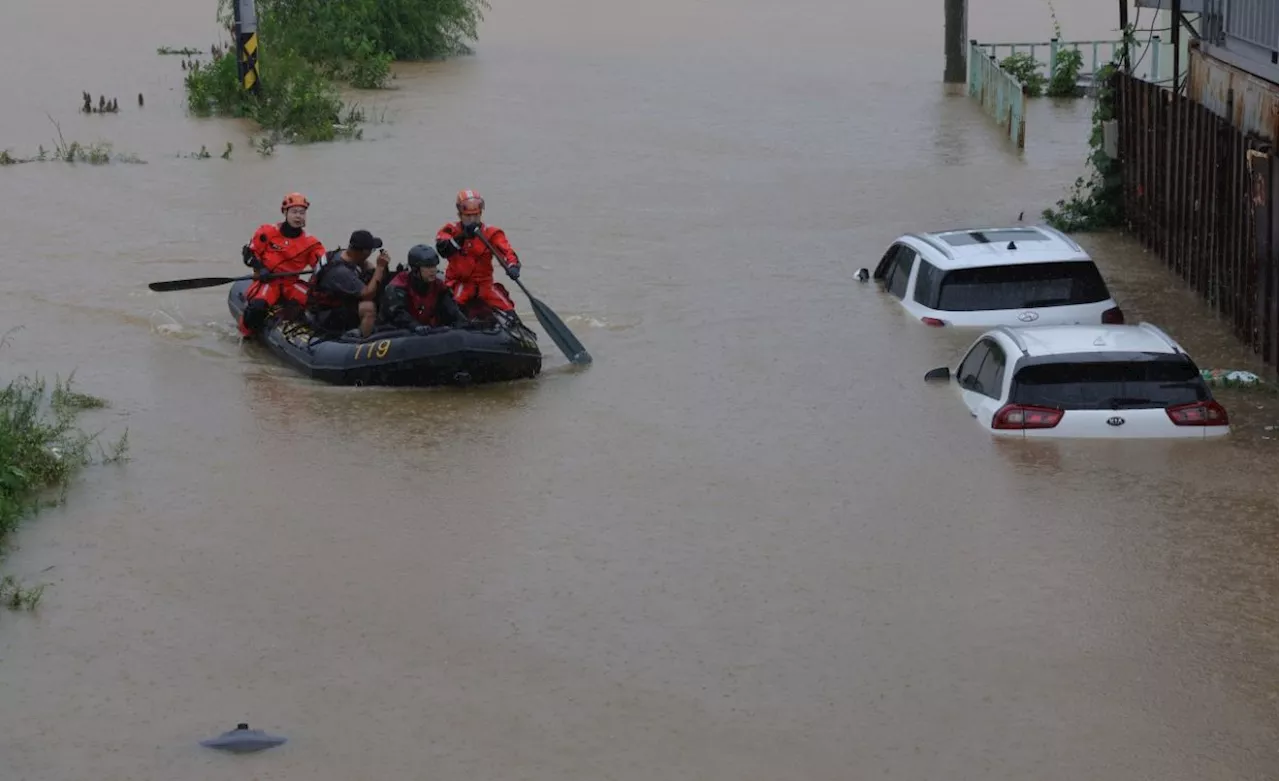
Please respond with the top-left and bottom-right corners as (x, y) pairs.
(1201, 0), (1224, 42)
(1199, 0), (1278, 85)
(1223, 0), (1279, 51)
(1187, 42), (1278, 142)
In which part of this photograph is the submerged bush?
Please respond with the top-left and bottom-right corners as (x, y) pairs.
(0, 367), (128, 611)
(185, 0), (489, 142)
(184, 45), (362, 143)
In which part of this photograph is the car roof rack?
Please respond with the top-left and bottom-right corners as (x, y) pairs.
(1033, 223), (1085, 253)
(992, 325), (1030, 357)
(907, 232), (955, 259)
(1135, 321), (1185, 354)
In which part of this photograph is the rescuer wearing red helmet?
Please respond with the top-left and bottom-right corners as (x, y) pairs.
(434, 189), (521, 319)
(238, 192), (326, 336)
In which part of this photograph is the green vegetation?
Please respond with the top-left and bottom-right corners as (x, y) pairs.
(1001, 46), (1083, 98)
(1, 117), (146, 166)
(1042, 1), (1082, 98)
(183, 0), (489, 144)
(1041, 30), (1135, 233)
(1047, 48), (1084, 98)
(1, 356), (129, 611)
(184, 45), (365, 144)
(1000, 53), (1048, 96)
(1, 142), (144, 166)
(999, 1), (1083, 98)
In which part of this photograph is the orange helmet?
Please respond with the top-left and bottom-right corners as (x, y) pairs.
(281, 192), (310, 212)
(455, 189), (484, 216)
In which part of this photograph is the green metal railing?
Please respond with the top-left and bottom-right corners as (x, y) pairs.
(967, 41), (1026, 149)
(977, 37), (1175, 87)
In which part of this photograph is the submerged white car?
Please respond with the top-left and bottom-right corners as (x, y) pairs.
(860, 224), (1125, 328)
(924, 323), (1231, 439)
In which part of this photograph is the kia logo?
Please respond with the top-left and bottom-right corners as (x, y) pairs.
(1107, 416), (1125, 426)
(1017, 311), (1039, 322)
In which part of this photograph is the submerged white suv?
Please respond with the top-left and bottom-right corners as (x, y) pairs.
(924, 323), (1231, 439)
(861, 224), (1125, 328)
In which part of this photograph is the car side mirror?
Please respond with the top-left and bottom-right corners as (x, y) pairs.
(854, 268), (870, 282)
(923, 366), (951, 381)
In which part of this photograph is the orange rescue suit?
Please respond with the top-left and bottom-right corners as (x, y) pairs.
(435, 222), (518, 312)
(245, 222), (325, 304)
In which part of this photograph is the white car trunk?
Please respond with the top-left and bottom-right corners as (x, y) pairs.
(913, 300), (1115, 329)
(1021, 407), (1214, 439)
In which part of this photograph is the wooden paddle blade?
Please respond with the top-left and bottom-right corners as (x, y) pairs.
(529, 295), (592, 365)
(148, 276), (243, 292)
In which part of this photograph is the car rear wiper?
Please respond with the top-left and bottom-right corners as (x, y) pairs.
(1103, 396), (1155, 409)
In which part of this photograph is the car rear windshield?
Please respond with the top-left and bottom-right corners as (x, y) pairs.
(930, 261), (1111, 312)
(1010, 357), (1210, 410)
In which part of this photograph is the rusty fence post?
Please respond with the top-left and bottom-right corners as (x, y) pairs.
(1247, 146), (1277, 362)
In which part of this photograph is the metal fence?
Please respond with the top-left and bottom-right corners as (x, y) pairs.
(967, 41), (1026, 148)
(1115, 71), (1278, 364)
(978, 37), (1176, 88)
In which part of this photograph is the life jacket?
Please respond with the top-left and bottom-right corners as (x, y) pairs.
(436, 222), (517, 287)
(306, 249), (370, 314)
(250, 222), (325, 275)
(388, 271), (452, 327)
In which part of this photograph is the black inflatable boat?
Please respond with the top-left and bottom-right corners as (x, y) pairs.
(227, 279), (542, 386)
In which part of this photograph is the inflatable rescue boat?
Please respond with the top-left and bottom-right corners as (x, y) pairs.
(227, 279), (543, 386)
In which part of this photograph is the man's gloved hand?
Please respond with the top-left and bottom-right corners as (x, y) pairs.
(242, 245), (258, 267)
(462, 221), (482, 237)
(505, 262), (521, 280)
(435, 238), (461, 258)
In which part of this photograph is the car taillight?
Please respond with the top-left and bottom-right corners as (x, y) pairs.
(921, 317), (946, 327)
(991, 404), (1064, 429)
(1166, 400), (1229, 426)
(1101, 306), (1125, 324)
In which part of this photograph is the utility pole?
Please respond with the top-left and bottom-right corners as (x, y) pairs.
(1117, 0), (1131, 73)
(1171, 0), (1182, 92)
(232, 0), (261, 94)
(943, 0), (968, 87)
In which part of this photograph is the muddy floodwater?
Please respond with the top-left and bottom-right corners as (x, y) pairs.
(1, 0), (1276, 778)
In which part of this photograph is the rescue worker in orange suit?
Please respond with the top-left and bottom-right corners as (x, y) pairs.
(434, 189), (521, 320)
(306, 230), (390, 338)
(238, 192), (326, 336)
(382, 244), (468, 332)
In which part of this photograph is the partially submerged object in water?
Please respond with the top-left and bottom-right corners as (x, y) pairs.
(226, 278), (543, 387)
(1200, 368), (1264, 388)
(200, 722), (287, 753)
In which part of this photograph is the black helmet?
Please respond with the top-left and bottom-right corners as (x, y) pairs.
(407, 244), (440, 269)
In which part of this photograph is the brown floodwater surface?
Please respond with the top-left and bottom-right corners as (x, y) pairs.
(0, 1), (1275, 779)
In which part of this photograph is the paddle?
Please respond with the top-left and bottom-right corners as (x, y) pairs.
(147, 270), (310, 293)
(472, 230), (593, 365)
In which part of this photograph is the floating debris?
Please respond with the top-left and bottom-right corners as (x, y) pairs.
(199, 723), (287, 753)
(1201, 369), (1264, 388)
